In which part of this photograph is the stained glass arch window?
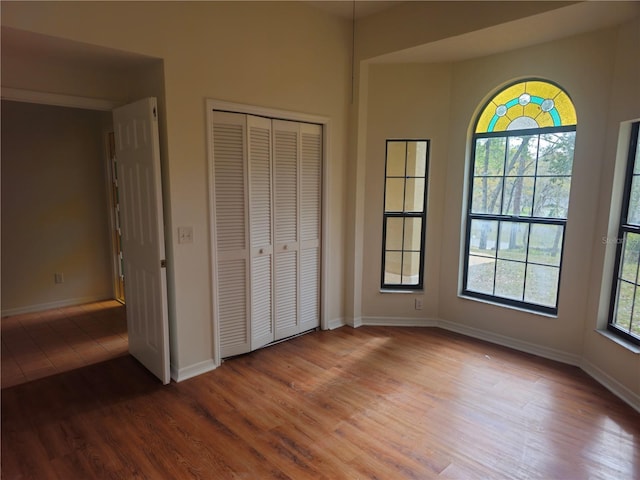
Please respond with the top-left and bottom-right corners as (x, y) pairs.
(475, 80), (577, 133)
(463, 79), (577, 315)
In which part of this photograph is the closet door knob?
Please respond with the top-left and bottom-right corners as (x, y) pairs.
(283, 245), (288, 250)
(259, 248), (264, 254)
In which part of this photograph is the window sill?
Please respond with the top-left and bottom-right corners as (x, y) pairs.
(380, 289), (424, 294)
(595, 329), (640, 354)
(458, 294), (558, 318)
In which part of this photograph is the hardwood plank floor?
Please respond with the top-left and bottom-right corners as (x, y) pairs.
(2, 326), (638, 479)
(1, 301), (128, 388)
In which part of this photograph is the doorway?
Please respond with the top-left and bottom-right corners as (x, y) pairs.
(0, 100), (129, 388)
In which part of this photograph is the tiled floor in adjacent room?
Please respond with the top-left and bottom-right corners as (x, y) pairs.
(1, 300), (128, 388)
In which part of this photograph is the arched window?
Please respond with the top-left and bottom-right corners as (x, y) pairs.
(463, 79), (577, 315)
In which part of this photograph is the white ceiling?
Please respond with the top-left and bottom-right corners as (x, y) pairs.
(369, 1), (640, 63)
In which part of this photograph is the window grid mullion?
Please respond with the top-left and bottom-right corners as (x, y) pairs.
(400, 148), (408, 282)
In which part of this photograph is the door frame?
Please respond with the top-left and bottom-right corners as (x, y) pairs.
(103, 131), (126, 303)
(206, 99), (331, 367)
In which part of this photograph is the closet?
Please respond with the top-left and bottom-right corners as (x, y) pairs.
(211, 111), (322, 358)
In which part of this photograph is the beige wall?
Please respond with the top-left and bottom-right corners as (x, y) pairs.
(1, 100), (113, 312)
(1, 1), (351, 374)
(583, 17), (640, 397)
(362, 63), (451, 319)
(359, 18), (639, 402)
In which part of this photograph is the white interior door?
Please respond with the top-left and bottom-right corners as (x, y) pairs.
(273, 120), (300, 341)
(299, 123), (322, 332)
(212, 111), (251, 357)
(113, 97), (170, 384)
(248, 115), (275, 350)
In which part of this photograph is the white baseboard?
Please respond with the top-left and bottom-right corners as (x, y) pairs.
(361, 316), (438, 328)
(436, 319), (582, 366)
(171, 359), (217, 383)
(327, 317), (346, 330)
(581, 358), (640, 413)
(1, 295), (112, 317)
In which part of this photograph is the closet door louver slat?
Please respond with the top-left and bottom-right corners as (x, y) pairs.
(248, 116), (275, 350)
(214, 124), (246, 252)
(218, 259), (249, 351)
(251, 256), (272, 345)
(300, 124), (322, 331)
(212, 111), (251, 357)
(273, 120), (300, 341)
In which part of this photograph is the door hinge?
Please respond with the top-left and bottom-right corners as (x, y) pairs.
(161, 259), (166, 268)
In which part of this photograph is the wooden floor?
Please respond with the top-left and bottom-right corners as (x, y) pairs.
(1, 301), (128, 389)
(2, 326), (638, 479)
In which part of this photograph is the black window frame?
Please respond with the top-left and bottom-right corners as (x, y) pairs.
(607, 121), (640, 346)
(381, 139), (430, 290)
(462, 124), (576, 316)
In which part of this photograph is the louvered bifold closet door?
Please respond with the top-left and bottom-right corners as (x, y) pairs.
(248, 115), (275, 350)
(212, 111), (251, 358)
(273, 120), (300, 341)
(299, 123), (322, 332)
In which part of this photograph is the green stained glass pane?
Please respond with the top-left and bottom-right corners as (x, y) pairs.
(386, 142), (406, 177)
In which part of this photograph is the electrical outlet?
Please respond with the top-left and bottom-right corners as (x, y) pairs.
(54, 272), (64, 284)
(178, 226), (194, 244)
(415, 298), (423, 310)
